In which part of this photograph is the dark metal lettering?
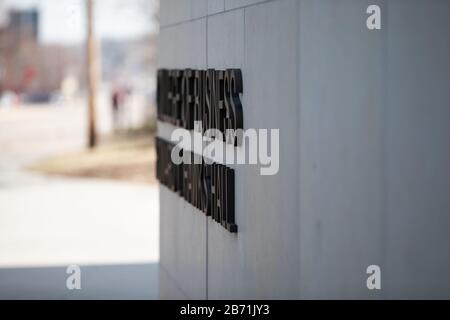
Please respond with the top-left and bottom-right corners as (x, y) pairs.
(155, 137), (237, 233)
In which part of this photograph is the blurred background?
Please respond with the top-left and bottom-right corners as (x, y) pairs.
(0, 0), (160, 299)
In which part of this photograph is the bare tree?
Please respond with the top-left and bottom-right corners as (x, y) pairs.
(86, 0), (98, 148)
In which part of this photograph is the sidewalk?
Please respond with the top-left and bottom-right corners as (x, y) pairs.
(0, 105), (159, 299)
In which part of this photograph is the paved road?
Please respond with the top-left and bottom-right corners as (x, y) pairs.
(0, 105), (159, 299)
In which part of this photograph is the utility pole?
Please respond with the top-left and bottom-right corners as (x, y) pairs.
(86, 0), (97, 148)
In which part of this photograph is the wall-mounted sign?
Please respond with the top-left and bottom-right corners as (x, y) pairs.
(156, 137), (237, 233)
(156, 68), (243, 233)
(157, 68), (243, 146)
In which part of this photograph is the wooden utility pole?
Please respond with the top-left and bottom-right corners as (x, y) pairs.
(86, 0), (97, 148)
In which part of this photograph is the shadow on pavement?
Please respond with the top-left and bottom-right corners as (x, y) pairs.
(0, 263), (159, 299)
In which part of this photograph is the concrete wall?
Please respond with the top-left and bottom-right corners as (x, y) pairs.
(385, 0), (450, 299)
(158, 0), (450, 299)
(298, 0), (386, 299)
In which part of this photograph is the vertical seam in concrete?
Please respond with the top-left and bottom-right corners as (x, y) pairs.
(205, 13), (209, 301)
(381, 0), (389, 299)
(244, 7), (246, 66)
(296, 0), (301, 298)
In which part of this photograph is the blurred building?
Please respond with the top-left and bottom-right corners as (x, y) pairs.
(0, 9), (39, 95)
(7, 8), (39, 41)
(0, 7), (84, 103)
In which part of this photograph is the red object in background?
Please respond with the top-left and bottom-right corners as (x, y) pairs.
(23, 67), (37, 85)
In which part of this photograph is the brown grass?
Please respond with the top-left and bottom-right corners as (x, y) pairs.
(27, 133), (156, 184)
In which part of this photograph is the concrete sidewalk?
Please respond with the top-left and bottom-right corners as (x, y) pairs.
(0, 176), (159, 267)
(0, 105), (159, 299)
(0, 263), (158, 300)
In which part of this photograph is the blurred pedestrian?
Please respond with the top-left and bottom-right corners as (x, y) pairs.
(111, 86), (125, 131)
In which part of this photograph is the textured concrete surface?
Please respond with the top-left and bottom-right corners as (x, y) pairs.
(298, 0), (385, 299)
(158, 17), (208, 299)
(207, 0), (300, 299)
(384, 0), (450, 299)
(159, 0), (450, 299)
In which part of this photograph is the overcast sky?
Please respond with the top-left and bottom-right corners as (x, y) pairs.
(4, 0), (157, 44)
